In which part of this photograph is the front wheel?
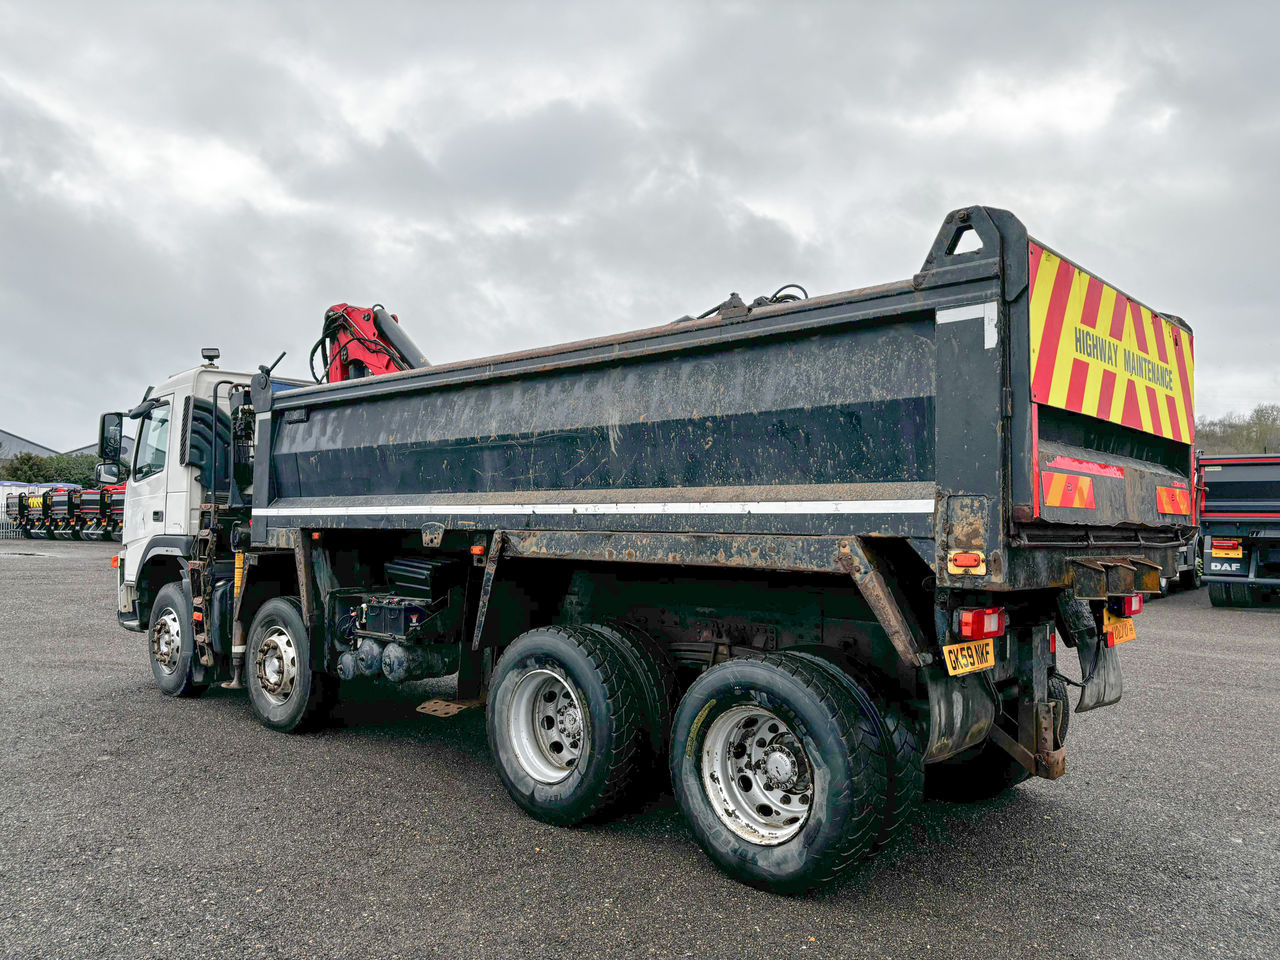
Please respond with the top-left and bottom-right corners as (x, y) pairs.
(148, 581), (207, 698)
(669, 653), (880, 892)
(246, 597), (335, 732)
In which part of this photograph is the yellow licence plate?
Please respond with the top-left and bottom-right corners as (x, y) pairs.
(1212, 546), (1242, 559)
(1104, 611), (1137, 645)
(941, 638), (995, 677)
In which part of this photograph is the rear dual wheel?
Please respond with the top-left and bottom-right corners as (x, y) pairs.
(781, 649), (924, 852)
(488, 624), (674, 826)
(1208, 581), (1255, 607)
(668, 653), (887, 893)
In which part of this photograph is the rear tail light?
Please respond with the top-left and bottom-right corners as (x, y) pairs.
(111, 555), (119, 569)
(1212, 538), (1239, 550)
(1107, 594), (1143, 617)
(954, 607), (1006, 640)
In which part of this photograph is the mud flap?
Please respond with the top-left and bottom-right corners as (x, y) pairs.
(1073, 626), (1123, 712)
(1055, 593), (1122, 713)
(921, 665), (996, 761)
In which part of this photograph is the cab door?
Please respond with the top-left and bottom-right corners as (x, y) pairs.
(122, 398), (173, 585)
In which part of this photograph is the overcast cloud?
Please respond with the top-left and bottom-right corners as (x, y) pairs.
(2, 0), (1276, 451)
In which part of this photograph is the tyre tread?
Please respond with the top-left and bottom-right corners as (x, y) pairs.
(492, 624), (647, 823)
(777, 650), (923, 852)
(593, 621), (679, 758)
(731, 651), (883, 886)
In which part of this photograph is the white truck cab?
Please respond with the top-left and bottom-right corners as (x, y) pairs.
(101, 355), (261, 631)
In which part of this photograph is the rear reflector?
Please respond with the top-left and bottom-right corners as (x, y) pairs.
(111, 555), (119, 569)
(950, 552), (983, 568)
(955, 607), (1006, 640)
(470, 545), (486, 556)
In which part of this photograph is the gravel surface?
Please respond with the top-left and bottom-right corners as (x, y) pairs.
(1, 540), (1277, 959)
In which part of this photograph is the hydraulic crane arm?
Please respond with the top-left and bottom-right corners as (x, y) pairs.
(310, 303), (428, 383)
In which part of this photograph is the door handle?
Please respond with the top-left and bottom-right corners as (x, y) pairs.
(153, 511), (164, 522)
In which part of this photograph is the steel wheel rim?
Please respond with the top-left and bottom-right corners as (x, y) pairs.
(256, 626), (299, 706)
(507, 669), (587, 784)
(701, 705), (813, 845)
(151, 607), (183, 676)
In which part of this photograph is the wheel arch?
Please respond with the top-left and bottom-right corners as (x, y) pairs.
(235, 551), (300, 638)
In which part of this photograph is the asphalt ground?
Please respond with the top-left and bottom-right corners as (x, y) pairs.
(1, 540), (1277, 960)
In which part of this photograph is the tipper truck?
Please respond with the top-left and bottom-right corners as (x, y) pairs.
(78, 481), (127, 541)
(99, 206), (1197, 891)
(1200, 453), (1280, 606)
(5, 485), (81, 539)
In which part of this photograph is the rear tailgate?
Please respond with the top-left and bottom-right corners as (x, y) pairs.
(1200, 457), (1280, 520)
(1026, 241), (1195, 527)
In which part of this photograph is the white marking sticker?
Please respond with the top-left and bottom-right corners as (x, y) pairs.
(936, 301), (999, 349)
(253, 498), (936, 518)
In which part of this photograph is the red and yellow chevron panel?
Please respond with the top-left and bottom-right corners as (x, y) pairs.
(1155, 485), (1191, 515)
(1029, 242), (1194, 443)
(1041, 471), (1095, 509)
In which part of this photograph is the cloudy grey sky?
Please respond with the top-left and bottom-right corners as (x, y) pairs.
(2, 0), (1275, 451)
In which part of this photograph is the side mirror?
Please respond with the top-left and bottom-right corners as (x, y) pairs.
(95, 461), (121, 485)
(98, 412), (123, 462)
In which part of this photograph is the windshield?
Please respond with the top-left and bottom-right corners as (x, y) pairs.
(133, 402), (171, 481)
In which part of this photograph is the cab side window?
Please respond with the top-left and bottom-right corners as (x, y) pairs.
(133, 402), (171, 481)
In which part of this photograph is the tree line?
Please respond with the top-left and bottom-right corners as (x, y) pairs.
(0, 451), (100, 487)
(1196, 402), (1280, 455)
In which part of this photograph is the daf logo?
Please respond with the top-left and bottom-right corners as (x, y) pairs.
(1209, 561), (1243, 573)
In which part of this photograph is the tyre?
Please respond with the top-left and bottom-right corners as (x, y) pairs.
(1231, 583), (1256, 607)
(1208, 581), (1231, 607)
(592, 622), (679, 765)
(246, 597), (336, 733)
(487, 625), (645, 826)
(147, 581), (208, 698)
(669, 653), (880, 892)
(1179, 557), (1201, 590)
(926, 675), (1069, 803)
(778, 649), (923, 851)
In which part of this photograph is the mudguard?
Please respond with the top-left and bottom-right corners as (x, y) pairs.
(1073, 630), (1123, 712)
(1055, 594), (1123, 712)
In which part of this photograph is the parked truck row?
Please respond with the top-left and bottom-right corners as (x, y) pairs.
(98, 206), (1199, 891)
(4, 482), (126, 540)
